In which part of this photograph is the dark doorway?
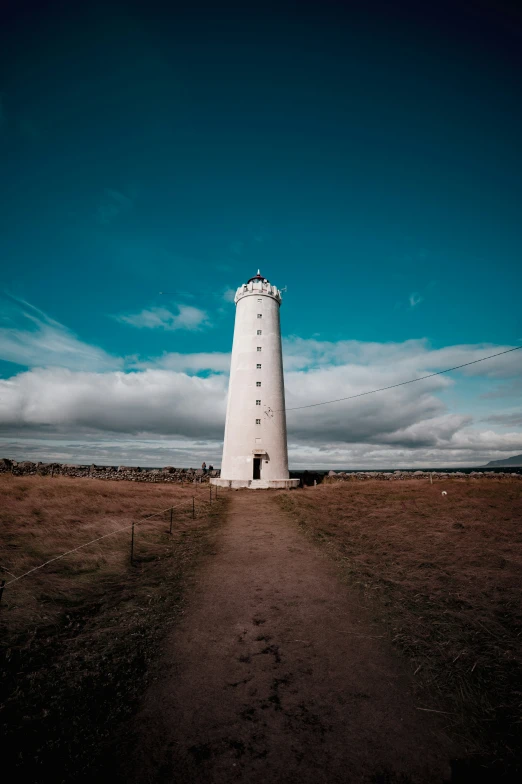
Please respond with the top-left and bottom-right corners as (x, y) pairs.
(253, 458), (261, 479)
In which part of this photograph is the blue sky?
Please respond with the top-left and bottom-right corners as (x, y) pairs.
(0, 0), (521, 467)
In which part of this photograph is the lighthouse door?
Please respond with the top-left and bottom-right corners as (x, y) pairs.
(253, 457), (261, 480)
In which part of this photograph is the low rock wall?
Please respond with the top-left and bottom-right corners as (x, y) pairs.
(1, 459), (520, 483)
(325, 470), (522, 481)
(0, 458), (220, 483)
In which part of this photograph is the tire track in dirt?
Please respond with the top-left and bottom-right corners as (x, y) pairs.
(112, 491), (457, 783)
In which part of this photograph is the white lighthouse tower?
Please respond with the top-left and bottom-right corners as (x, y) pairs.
(212, 271), (299, 489)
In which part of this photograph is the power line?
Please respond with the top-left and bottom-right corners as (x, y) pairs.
(284, 345), (522, 412)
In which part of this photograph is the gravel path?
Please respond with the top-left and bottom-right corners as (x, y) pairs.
(114, 491), (456, 783)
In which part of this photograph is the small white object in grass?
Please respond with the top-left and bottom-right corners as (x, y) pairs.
(442, 491), (448, 496)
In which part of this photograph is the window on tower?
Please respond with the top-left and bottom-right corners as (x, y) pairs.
(256, 381), (261, 387)
(257, 346), (262, 352)
(257, 298), (262, 302)
(256, 364), (261, 369)
(257, 330), (262, 335)
(256, 419), (261, 424)
(256, 400), (261, 405)
(257, 313), (262, 318)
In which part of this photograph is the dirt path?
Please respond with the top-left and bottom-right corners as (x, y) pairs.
(113, 491), (457, 783)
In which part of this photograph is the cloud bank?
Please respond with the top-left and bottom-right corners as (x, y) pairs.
(1, 297), (520, 467)
(0, 326), (521, 467)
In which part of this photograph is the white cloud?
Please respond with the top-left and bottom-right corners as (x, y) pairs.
(409, 292), (423, 308)
(0, 435), (225, 469)
(222, 288), (236, 303)
(282, 337), (521, 378)
(283, 361), (454, 445)
(116, 304), (210, 331)
(0, 295), (119, 371)
(132, 351), (230, 373)
(286, 434), (522, 470)
(0, 368), (227, 439)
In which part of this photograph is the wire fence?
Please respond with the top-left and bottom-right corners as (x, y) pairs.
(0, 481), (226, 604)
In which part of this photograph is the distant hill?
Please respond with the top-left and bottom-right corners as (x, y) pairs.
(482, 454), (522, 467)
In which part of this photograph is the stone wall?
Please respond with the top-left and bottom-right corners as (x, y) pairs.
(1, 459), (520, 483)
(325, 470), (522, 481)
(0, 458), (220, 483)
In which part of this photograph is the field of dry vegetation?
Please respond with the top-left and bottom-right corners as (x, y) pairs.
(2, 474), (521, 780)
(0, 475), (228, 782)
(278, 479), (522, 779)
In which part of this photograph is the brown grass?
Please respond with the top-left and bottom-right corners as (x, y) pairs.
(0, 475), (228, 782)
(278, 479), (522, 778)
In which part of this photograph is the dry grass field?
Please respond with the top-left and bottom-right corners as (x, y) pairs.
(0, 475), (228, 782)
(278, 479), (522, 779)
(2, 474), (521, 781)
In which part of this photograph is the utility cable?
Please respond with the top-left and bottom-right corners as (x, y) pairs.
(283, 345), (522, 412)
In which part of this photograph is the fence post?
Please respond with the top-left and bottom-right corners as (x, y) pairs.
(130, 521), (135, 564)
(169, 507), (173, 535)
(192, 497), (195, 519)
(0, 579), (5, 604)
(209, 484), (212, 504)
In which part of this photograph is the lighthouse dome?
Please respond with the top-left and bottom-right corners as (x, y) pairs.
(234, 270), (282, 305)
(246, 269), (268, 284)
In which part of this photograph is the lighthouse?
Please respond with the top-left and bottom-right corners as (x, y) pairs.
(212, 272), (299, 489)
